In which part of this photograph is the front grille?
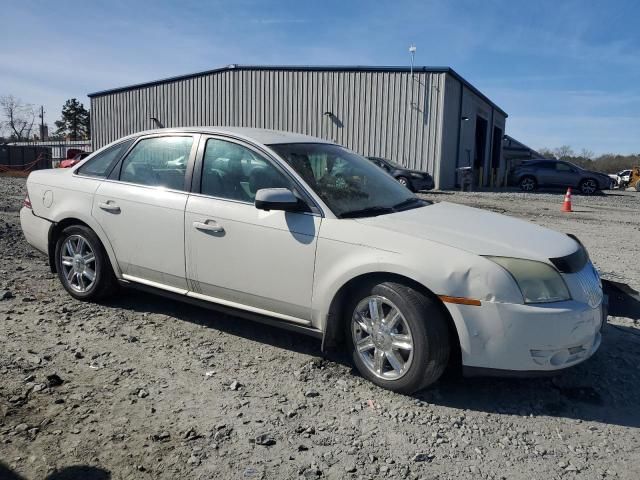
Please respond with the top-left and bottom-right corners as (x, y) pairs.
(574, 263), (603, 308)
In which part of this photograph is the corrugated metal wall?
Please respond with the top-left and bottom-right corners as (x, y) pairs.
(91, 68), (447, 175)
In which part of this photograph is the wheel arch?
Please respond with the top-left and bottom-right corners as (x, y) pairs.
(47, 216), (121, 277)
(519, 173), (537, 183)
(321, 272), (462, 369)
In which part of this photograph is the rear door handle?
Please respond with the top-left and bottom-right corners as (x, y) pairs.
(193, 220), (224, 233)
(98, 201), (121, 213)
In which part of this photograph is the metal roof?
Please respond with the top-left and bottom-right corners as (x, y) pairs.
(503, 134), (545, 159)
(88, 64), (507, 117)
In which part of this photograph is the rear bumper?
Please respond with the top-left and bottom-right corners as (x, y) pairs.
(446, 299), (604, 373)
(20, 207), (51, 255)
(410, 177), (434, 191)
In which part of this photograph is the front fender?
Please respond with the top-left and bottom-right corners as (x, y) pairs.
(311, 219), (523, 351)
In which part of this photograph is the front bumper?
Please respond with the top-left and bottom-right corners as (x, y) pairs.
(446, 299), (604, 373)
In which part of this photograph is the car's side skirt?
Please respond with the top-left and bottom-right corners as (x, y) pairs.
(119, 276), (323, 339)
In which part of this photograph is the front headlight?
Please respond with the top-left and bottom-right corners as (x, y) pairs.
(487, 257), (571, 304)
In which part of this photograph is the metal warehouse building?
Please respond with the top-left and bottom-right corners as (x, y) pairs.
(89, 65), (507, 189)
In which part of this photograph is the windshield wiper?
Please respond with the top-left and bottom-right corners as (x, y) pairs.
(339, 206), (395, 218)
(392, 197), (428, 211)
(339, 198), (430, 218)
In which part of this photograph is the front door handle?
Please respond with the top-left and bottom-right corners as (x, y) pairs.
(98, 201), (121, 213)
(193, 220), (224, 234)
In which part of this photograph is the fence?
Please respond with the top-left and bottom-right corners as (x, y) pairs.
(0, 145), (52, 176)
(8, 140), (91, 167)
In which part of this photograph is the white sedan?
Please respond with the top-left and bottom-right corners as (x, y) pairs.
(20, 128), (605, 393)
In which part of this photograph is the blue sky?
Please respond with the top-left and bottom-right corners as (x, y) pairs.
(1, 0), (639, 154)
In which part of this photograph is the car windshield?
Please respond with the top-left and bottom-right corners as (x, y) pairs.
(269, 143), (429, 218)
(376, 157), (402, 169)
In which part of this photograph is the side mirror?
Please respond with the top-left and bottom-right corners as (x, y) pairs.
(254, 188), (305, 212)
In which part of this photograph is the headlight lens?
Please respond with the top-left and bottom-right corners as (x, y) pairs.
(487, 257), (571, 304)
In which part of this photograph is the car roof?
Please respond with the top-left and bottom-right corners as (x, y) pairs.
(122, 126), (333, 145)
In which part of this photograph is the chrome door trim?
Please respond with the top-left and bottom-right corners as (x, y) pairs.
(122, 274), (313, 327)
(185, 191), (322, 217)
(98, 178), (192, 196)
(122, 274), (189, 295)
(187, 291), (312, 326)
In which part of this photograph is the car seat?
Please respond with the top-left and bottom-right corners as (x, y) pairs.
(122, 162), (159, 186)
(287, 154), (316, 188)
(224, 152), (250, 201)
(201, 168), (225, 197)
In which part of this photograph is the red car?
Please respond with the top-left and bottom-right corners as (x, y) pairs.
(59, 151), (91, 168)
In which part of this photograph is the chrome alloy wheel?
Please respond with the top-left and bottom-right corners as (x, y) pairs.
(351, 295), (414, 380)
(581, 179), (597, 194)
(60, 234), (96, 293)
(520, 177), (535, 191)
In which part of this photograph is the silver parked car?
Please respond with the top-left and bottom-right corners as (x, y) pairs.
(510, 160), (612, 194)
(20, 128), (605, 393)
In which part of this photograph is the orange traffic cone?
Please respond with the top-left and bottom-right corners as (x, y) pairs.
(561, 187), (573, 212)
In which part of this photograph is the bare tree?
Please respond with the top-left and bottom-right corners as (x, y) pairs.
(0, 95), (36, 141)
(553, 145), (574, 159)
(538, 147), (556, 159)
(579, 148), (595, 160)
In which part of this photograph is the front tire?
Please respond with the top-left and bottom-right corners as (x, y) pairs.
(346, 281), (450, 394)
(55, 225), (117, 301)
(579, 178), (598, 195)
(396, 176), (413, 191)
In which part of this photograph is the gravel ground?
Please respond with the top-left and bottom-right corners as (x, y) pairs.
(1, 176), (639, 480)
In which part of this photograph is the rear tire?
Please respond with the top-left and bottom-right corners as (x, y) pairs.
(519, 176), (537, 191)
(54, 225), (118, 301)
(345, 281), (450, 394)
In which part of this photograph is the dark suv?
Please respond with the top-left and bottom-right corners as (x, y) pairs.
(510, 160), (612, 194)
(367, 157), (434, 192)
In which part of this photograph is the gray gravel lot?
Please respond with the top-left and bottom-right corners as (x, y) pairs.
(1, 176), (639, 480)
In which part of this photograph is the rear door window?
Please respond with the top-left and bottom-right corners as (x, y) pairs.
(119, 136), (194, 191)
(536, 162), (555, 170)
(556, 163), (574, 172)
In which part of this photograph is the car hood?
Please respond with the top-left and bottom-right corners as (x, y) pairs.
(355, 201), (579, 260)
(581, 168), (610, 178)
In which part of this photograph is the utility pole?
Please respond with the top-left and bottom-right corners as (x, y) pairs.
(38, 106), (47, 141)
(409, 44), (416, 77)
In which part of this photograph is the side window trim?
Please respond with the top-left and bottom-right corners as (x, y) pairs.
(108, 133), (200, 192)
(74, 139), (135, 179)
(106, 139), (138, 179)
(191, 134), (323, 216)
